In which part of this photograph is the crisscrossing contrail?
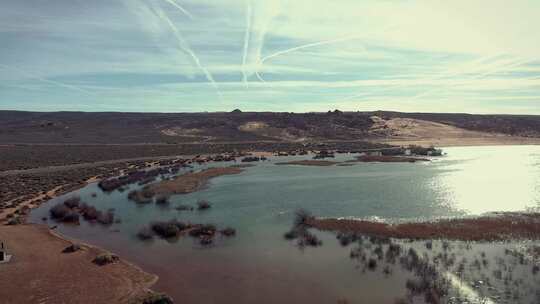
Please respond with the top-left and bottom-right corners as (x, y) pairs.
(152, 5), (223, 102)
(0, 64), (91, 94)
(163, 0), (194, 19)
(241, 0), (252, 87)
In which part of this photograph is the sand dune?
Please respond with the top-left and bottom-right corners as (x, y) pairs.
(369, 116), (540, 147)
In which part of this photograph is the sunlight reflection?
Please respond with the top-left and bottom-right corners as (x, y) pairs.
(434, 146), (540, 214)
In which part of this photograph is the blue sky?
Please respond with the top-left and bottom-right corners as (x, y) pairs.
(1, 0), (540, 113)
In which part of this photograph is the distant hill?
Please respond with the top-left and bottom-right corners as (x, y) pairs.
(0, 110), (539, 144)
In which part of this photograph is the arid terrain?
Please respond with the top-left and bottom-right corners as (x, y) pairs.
(2, 110), (540, 303)
(0, 224), (157, 304)
(2, 110), (540, 145)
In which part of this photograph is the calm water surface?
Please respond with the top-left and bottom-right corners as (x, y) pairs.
(30, 146), (540, 303)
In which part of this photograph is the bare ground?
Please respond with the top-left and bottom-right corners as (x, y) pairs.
(0, 224), (156, 304)
(368, 116), (540, 147)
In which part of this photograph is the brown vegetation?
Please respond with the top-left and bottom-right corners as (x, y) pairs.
(49, 200), (117, 227)
(93, 253), (120, 266)
(139, 219), (235, 245)
(355, 155), (430, 163)
(307, 212), (540, 241)
(283, 209), (323, 247)
(275, 160), (339, 166)
(142, 167), (244, 197)
(137, 292), (174, 304)
(196, 200), (212, 210)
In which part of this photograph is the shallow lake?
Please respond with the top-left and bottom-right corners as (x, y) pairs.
(30, 146), (540, 303)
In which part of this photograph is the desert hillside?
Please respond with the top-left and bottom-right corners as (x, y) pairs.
(1, 110), (540, 144)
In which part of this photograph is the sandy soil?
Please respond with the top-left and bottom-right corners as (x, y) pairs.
(308, 213), (540, 241)
(0, 224), (156, 304)
(146, 166), (244, 196)
(275, 160), (339, 166)
(369, 116), (540, 147)
(376, 136), (540, 148)
(249, 151), (274, 157)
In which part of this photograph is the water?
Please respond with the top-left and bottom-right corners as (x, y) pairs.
(29, 146), (540, 303)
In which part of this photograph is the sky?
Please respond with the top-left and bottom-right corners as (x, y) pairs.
(1, 0), (540, 114)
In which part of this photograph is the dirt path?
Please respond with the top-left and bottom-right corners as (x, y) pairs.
(0, 224), (156, 304)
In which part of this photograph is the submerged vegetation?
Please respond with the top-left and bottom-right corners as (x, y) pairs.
(299, 210), (540, 303)
(137, 219), (236, 246)
(283, 209), (323, 247)
(138, 292), (174, 304)
(33, 145), (540, 303)
(49, 196), (117, 226)
(196, 200), (211, 210)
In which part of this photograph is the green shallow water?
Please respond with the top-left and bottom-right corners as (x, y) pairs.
(30, 146), (540, 303)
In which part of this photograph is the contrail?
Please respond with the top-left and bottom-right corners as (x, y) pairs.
(337, 53), (505, 103)
(255, 25), (398, 82)
(260, 35), (364, 64)
(244, 1), (282, 83)
(0, 64), (91, 94)
(254, 35), (365, 83)
(163, 0), (194, 19)
(241, 0), (252, 87)
(255, 71), (266, 83)
(409, 56), (531, 101)
(153, 6), (223, 101)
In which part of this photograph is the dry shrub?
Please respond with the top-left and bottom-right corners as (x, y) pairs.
(93, 253), (119, 266)
(137, 226), (154, 240)
(197, 200), (211, 210)
(63, 196), (81, 208)
(50, 203), (70, 219)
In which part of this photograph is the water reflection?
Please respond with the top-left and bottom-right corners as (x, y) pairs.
(28, 146), (540, 303)
(435, 146), (540, 214)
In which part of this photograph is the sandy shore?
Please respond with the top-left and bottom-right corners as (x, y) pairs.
(0, 224), (157, 304)
(368, 116), (540, 148)
(373, 135), (540, 148)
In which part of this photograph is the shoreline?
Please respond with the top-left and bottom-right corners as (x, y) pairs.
(3, 144), (540, 303)
(0, 154), (257, 303)
(0, 223), (158, 304)
(46, 223), (160, 293)
(372, 136), (540, 148)
(1, 171), (164, 303)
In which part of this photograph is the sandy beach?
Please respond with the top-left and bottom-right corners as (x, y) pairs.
(0, 224), (157, 304)
(376, 136), (540, 148)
